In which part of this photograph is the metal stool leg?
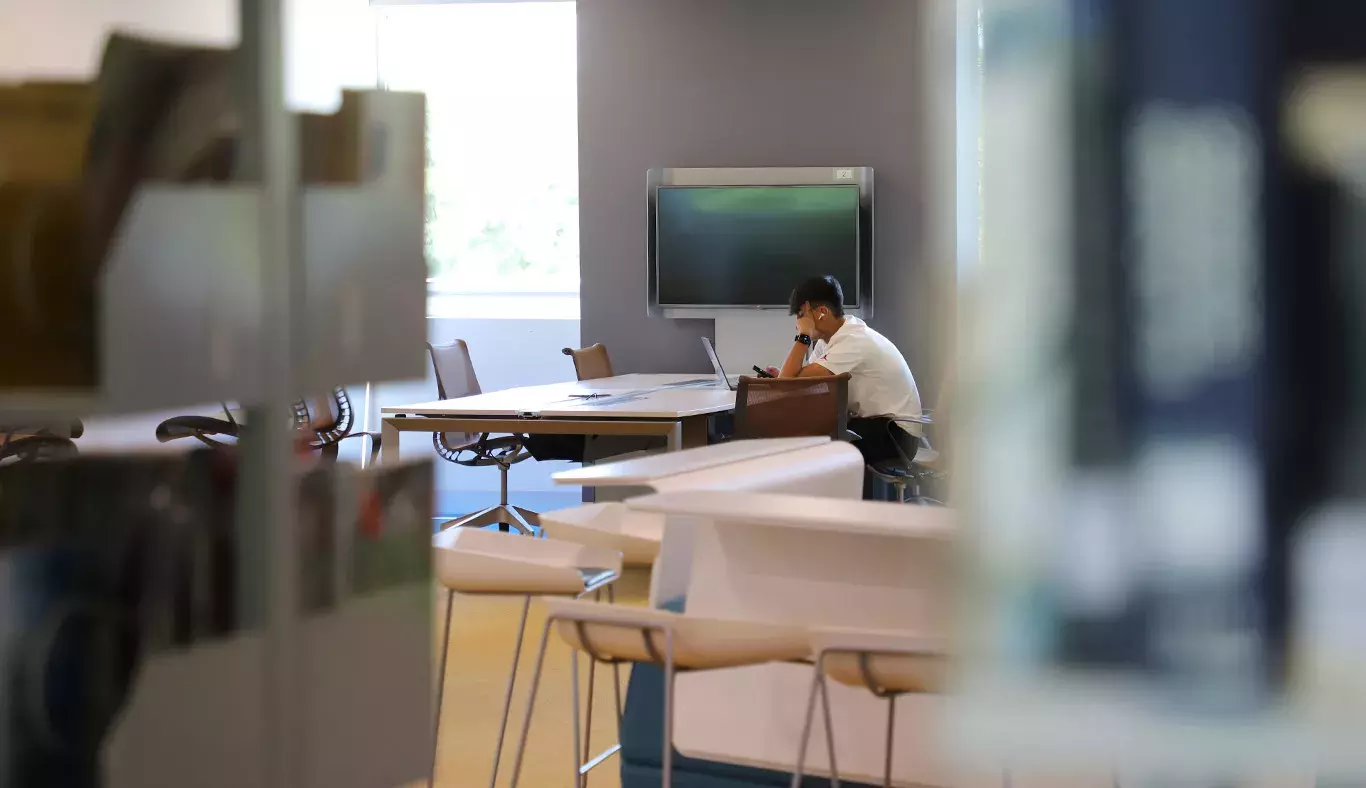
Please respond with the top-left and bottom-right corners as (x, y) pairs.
(883, 696), (897, 788)
(819, 667), (841, 787)
(581, 591), (602, 786)
(790, 657), (822, 788)
(571, 649), (584, 788)
(430, 588), (455, 787)
(508, 618), (555, 788)
(607, 584), (624, 724)
(488, 595), (532, 788)
(790, 651), (841, 788)
(663, 627), (676, 788)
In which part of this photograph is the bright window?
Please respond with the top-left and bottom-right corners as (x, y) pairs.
(376, 2), (579, 296)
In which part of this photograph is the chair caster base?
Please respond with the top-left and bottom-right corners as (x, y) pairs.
(440, 504), (539, 535)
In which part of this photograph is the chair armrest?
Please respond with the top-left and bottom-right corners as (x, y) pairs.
(156, 415), (240, 446)
(341, 431), (383, 465)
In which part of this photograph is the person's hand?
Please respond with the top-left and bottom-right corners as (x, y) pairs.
(764, 366), (780, 377)
(795, 313), (816, 337)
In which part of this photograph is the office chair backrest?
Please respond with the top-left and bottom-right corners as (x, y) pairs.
(302, 393), (341, 432)
(733, 374), (852, 441)
(561, 343), (614, 381)
(427, 340), (483, 449)
(428, 340), (483, 400)
(295, 388), (356, 457)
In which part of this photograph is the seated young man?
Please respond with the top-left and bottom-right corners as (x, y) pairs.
(775, 275), (923, 466)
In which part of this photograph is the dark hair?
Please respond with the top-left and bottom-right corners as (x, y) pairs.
(788, 275), (845, 318)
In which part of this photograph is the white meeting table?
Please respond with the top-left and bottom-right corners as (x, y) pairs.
(379, 373), (735, 465)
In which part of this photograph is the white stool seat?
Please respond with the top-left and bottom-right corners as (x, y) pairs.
(539, 502), (662, 566)
(792, 627), (954, 788)
(511, 600), (814, 788)
(544, 598), (811, 671)
(432, 527), (623, 596)
(811, 628), (948, 695)
(428, 528), (625, 788)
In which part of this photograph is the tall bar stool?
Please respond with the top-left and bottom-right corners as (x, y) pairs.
(508, 599), (814, 788)
(430, 528), (624, 788)
(790, 629), (947, 788)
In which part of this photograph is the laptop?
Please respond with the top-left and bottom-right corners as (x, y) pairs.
(701, 336), (742, 390)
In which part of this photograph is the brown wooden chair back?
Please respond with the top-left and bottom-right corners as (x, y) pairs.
(733, 373), (852, 441)
(561, 343), (614, 381)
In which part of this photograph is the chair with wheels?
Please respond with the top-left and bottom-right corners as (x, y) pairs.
(865, 416), (941, 503)
(427, 340), (539, 534)
(295, 387), (382, 465)
(155, 402), (243, 448)
(155, 388), (381, 465)
(867, 366), (952, 504)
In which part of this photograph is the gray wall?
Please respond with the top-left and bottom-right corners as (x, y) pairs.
(577, 0), (953, 396)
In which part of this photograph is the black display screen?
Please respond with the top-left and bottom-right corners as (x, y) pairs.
(654, 185), (860, 307)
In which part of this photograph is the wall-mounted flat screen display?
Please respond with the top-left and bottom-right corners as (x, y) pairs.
(654, 185), (861, 308)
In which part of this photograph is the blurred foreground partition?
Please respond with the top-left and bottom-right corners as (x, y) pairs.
(1, 11), (431, 788)
(955, 0), (1366, 780)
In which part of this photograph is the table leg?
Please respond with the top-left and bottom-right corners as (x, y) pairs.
(681, 416), (709, 449)
(381, 419), (400, 465)
(666, 421), (684, 452)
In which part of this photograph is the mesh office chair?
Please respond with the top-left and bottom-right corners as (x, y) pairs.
(155, 402), (242, 448)
(154, 388), (381, 464)
(561, 343), (614, 381)
(0, 420), (83, 465)
(427, 340), (539, 534)
(294, 388), (382, 464)
(867, 368), (951, 504)
(732, 373), (853, 441)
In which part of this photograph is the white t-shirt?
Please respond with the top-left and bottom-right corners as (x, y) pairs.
(810, 317), (923, 435)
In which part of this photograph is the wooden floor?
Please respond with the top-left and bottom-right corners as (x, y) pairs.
(402, 565), (1322, 788)
(409, 567), (651, 788)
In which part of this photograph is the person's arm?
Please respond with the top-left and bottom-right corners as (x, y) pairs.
(778, 314), (834, 378)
